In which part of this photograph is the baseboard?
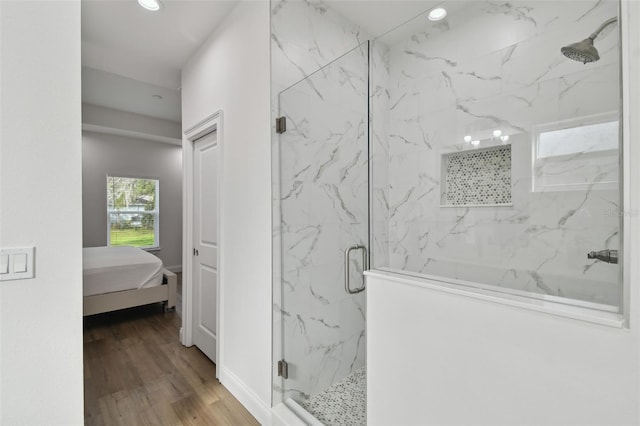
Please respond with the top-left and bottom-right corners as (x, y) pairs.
(220, 366), (271, 425)
(165, 264), (182, 273)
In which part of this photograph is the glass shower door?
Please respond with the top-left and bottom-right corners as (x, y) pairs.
(277, 43), (369, 420)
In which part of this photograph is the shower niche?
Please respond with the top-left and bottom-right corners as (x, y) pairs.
(440, 145), (512, 207)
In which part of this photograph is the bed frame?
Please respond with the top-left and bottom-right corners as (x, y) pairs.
(83, 268), (177, 316)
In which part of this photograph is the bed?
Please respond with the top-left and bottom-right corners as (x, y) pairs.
(83, 246), (177, 316)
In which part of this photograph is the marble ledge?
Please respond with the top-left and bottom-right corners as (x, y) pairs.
(364, 269), (626, 329)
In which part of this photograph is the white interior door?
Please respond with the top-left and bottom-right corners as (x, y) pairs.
(192, 131), (219, 363)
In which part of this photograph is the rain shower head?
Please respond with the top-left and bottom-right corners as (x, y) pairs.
(561, 16), (617, 64)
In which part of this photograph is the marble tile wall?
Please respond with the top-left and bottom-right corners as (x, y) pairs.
(370, 40), (391, 269)
(374, 0), (622, 306)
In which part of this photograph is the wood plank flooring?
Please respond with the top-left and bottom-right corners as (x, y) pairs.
(84, 303), (259, 426)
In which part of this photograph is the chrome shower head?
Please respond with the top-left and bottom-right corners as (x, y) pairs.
(561, 16), (617, 64)
(561, 37), (599, 64)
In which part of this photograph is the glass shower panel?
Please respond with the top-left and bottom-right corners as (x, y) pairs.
(277, 43), (368, 409)
(371, 0), (622, 310)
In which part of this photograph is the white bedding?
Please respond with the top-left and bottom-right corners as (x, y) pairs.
(83, 246), (164, 297)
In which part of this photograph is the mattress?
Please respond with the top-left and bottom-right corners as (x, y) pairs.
(83, 246), (164, 297)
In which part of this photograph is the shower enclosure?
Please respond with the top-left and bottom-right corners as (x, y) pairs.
(371, 0), (622, 310)
(275, 43), (369, 424)
(272, 0), (622, 424)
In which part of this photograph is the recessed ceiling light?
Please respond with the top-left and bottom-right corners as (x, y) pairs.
(138, 0), (161, 12)
(493, 129), (502, 137)
(428, 7), (447, 22)
(463, 135), (472, 143)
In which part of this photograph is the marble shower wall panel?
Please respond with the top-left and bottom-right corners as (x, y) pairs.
(271, 0), (368, 91)
(383, 0), (621, 306)
(370, 40), (391, 269)
(278, 45), (368, 402)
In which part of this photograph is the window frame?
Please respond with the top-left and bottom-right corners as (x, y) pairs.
(106, 175), (160, 250)
(531, 111), (619, 193)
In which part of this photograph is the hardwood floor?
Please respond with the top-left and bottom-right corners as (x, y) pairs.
(84, 304), (259, 426)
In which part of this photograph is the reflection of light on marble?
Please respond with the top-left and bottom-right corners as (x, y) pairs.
(470, 140), (480, 147)
(428, 7), (447, 22)
(493, 129), (502, 137)
(464, 135), (472, 142)
(501, 135), (510, 143)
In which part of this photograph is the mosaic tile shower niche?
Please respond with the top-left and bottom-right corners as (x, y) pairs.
(442, 145), (512, 207)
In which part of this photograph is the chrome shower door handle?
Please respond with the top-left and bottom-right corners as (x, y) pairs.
(345, 245), (367, 295)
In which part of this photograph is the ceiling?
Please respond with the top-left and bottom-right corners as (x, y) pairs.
(82, 67), (183, 122)
(81, 0), (238, 123)
(81, 0), (459, 123)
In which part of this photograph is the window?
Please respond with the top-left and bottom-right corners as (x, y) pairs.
(532, 114), (619, 192)
(107, 176), (159, 248)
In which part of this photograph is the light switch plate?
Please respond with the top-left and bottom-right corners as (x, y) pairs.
(0, 247), (35, 281)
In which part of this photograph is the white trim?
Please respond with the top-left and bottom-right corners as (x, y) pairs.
(365, 270), (625, 328)
(182, 111), (224, 379)
(220, 366), (272, 426)
(184, 112), (221, 136)
(531, 113), (620, 193)
(82, 123), (181, 146)
(620, 0), (636, 327)
(374, 266), (619, 313)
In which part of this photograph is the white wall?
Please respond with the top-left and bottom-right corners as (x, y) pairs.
(367, 272), (640, 425)
(366, 2), (640, 424)
(181, 1), (272, 421)
(82, 130), (183, 270)
(0, 1), (83, 424)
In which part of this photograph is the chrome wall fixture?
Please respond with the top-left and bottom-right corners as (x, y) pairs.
(561, 16), (618, 63)
(587, 249), (619, 264)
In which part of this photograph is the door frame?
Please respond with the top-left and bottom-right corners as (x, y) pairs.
(181, 111), (224, 377)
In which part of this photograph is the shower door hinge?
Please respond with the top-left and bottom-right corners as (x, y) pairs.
(277, 359), (289, 379)
(276, 116), (287, 134)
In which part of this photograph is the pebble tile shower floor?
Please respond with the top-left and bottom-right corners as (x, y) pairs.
(300, 367), (366, 426)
